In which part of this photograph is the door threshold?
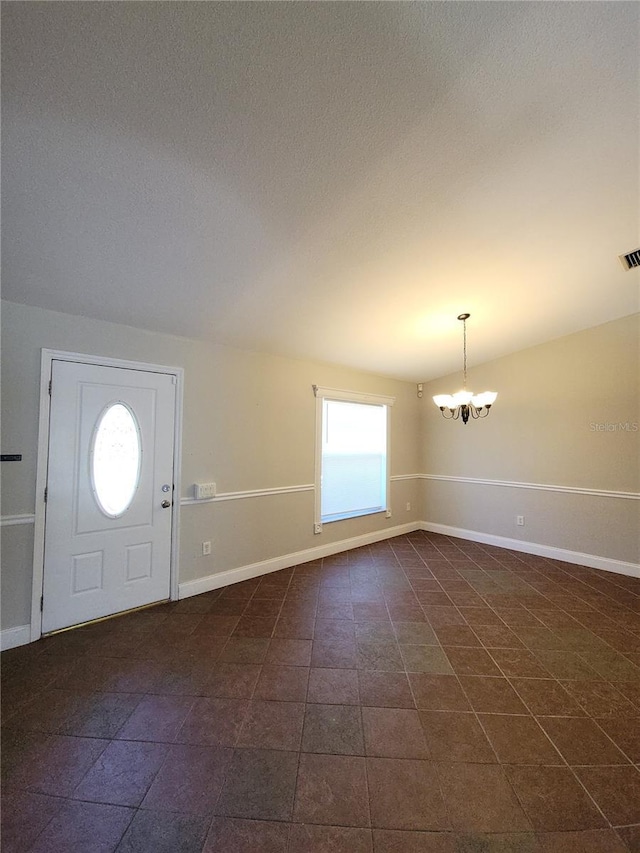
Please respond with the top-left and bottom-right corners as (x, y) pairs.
(42, 599), (170, 637)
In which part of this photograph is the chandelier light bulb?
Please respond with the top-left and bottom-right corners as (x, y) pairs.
(453, 390), (473, 406)
(433, 394), (454, 409)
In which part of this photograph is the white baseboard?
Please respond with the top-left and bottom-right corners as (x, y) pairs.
(178, 522), (421, 598)
(7, 520), (638, 647)
(1, 624), (32, 651)
(421, 521), (640, 579)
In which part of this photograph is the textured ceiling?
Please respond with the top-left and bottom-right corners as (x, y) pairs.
(2, 2), (638, 381)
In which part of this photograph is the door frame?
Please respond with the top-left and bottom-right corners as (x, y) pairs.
(31, 349), (184, 642)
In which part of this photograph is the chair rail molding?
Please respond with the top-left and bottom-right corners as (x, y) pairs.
(421, 474), (639, 501)
(180, 483), (315, 505)
(1, 514), (36, 526)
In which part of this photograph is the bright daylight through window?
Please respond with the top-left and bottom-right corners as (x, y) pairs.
(314, 387), (394, 525)
(91, 402), (142, 517)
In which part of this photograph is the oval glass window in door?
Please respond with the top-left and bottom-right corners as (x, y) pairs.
(91, 402), (142, 517)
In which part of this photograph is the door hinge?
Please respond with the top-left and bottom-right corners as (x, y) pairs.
(40, 595), (44, 612)
(44, 486), (48, 503)
(48, 379), (52, 396)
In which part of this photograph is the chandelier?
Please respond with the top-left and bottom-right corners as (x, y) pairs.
(433, 313), (497, 424)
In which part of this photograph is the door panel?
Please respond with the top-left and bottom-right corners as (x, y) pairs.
(42, 360), (176, 633)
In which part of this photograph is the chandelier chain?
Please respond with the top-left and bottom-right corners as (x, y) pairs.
(462, 318), (467, 388)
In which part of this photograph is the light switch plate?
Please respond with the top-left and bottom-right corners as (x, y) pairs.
(195, 482), (216, 499)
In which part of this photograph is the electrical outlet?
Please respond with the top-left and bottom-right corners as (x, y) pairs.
(516, 515), (525, 527)
(195, 482), (216, 499)
(406, 502), (411, 512)
(202, 541), (211, 555)
(314, 523), (322, 534)
(385, 509), (392, 519)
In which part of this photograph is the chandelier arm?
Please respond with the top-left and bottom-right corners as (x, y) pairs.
(440, 408), (455, 420)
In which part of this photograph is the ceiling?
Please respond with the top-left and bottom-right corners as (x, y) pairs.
(2, 2), (638, 381)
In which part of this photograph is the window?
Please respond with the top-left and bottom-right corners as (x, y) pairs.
(313, 386), (394, 525)
(90, 402), (142, 517)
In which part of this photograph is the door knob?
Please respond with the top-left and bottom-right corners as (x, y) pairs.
(161, 499), (171, 509)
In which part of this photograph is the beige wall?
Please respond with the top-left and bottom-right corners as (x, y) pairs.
(1, 300), (421, 630)
(2, 303), (638, 634)
(420, 313), (640, 564)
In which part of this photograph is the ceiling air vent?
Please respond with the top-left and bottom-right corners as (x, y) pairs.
(619, 249), (640, 270)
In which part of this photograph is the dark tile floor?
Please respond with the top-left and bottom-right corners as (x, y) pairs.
(2, 532), (640, 852)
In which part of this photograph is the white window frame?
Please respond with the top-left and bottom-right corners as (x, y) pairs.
(313, 385), (395, 530)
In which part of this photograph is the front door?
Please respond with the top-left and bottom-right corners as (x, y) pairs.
(42, 360), (176, 633)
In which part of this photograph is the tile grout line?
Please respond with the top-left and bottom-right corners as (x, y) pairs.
(413, 534), (628, 835)
(4, 531), (640, 851)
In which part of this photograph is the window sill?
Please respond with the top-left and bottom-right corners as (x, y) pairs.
(320, 507), (385, 524)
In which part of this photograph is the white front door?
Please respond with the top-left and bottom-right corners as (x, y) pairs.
(42, 360), (176, 633)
